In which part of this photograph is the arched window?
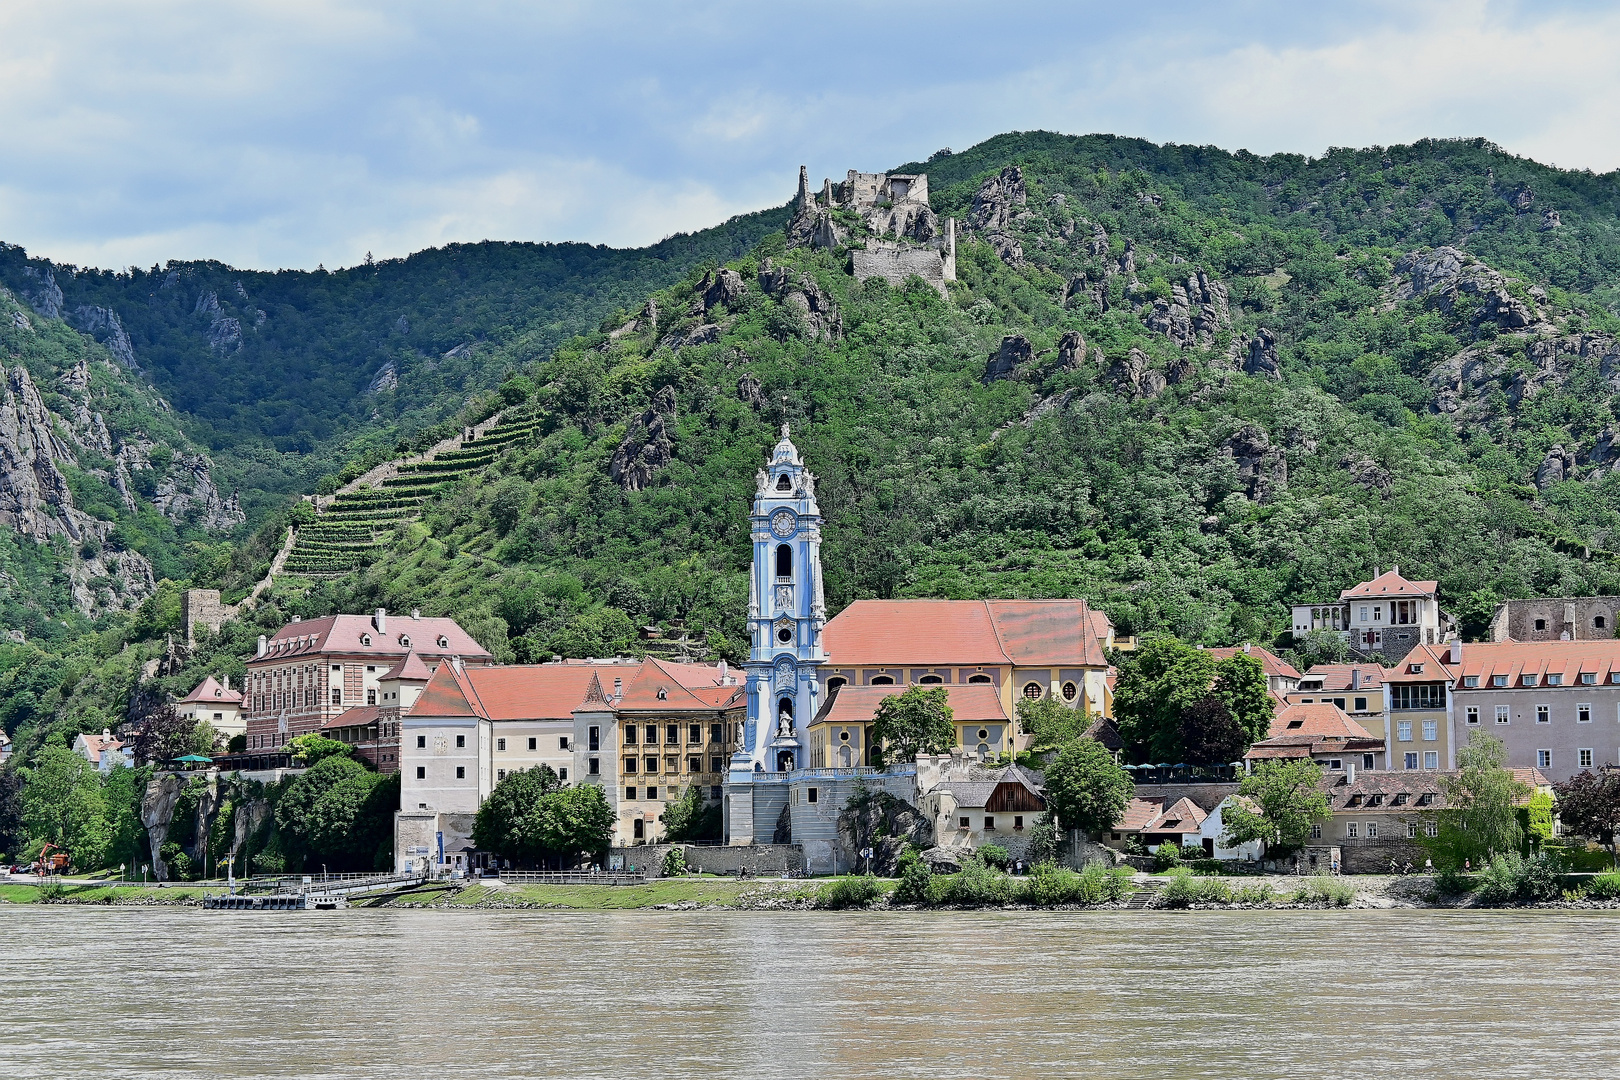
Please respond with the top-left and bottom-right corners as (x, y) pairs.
(827, 677), (847, 693)
(775, 543), (792, 579)
(918, 674), (943, 685)
(1061, 681), (1078, 702)
(1023, 682), (1044, 701)
(778, 698), (794, 720)
(967, 673), (992, 685)
(776, 473), (792, 491)
(870, 675), (895, 686)
(1597, 615), (1608, 630)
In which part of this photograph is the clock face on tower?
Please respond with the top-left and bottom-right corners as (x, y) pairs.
(770, 508), (797, 538)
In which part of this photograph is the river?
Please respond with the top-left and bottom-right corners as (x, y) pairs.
(2, 907), (1617, 1078)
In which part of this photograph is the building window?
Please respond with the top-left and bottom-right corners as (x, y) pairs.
(364, 689), (376, 705)
(624, 726), (637, 745)
(497, 738), (507, 752)
(1346, 823), (1358, 838)
(559, 768), (569, 781)
(1492, 675), (1508, 687)
(775, 543), (792, 578)
(497, 769), (506, 780)
(917, 673), (943, 685)
(711, 723), (724, 743)
(1578, 704), (1592, 724)
(1366, 821), (1378, 839)
(1397, 721), (1413, 741)
(1062, 682), (1078, 702)
(1582, 673), (1597, 685)
(1426, 820), (1438, 837)
(1537, 749), (1552, 769)
(1466, 707), (1479, 726)
(455, 766), (465, 779)
(1328, 759), (1343, 771)
(1598, 616), (1610, 629)
(982, 817), (995, 831)
(646, 787), (658, 801)
(626, 786), (637, 800)
(1363, 754), (1375, 769)
(827, 677), (847, 693)
(589, 727), (600, 751)
(1462, 676), (1479, 688)
(1022, 682), (1043, 701)
(1422, 720), (1437, 741)
(416, 767), (425, 779)
(1535, 618), (1547, 631)
(624, 758), (637, 774)
(967, 673), (992, 685)
(1359, 606), (1369, 622)
(1424, 752), (1439, 769)
(1407, 822), (1419, 839)
(1391, 684), (1445, 709)
(633, 818), (644, 839)
(688, 724), (702, 743)
(645, 725), (659, 745)
(645, 756), (658, 773)
(958, 816), (970, 828)
(688, 756), (701, 773)
(666, 724), (679, 745)
(455, 734), (465, 748)
(1354, 697), (1367, 711)
(711, 786), (723, 800)
(1536, 705), (1550, 725)
(1311, 823), (1322, 839)
(870, 675), (895, 685)
(589, 758), (599, 775)
(1405, 753), (1419, 770)
(1548, 673), (1564, 686)
(807, 787), (818, 804)
(1580, 748), (1594, 769)
(1496, 706), (1510, 725)
(331, 689), (342, 704)
(1014, 815), (1025, 830)
(417, 735), (426, 748)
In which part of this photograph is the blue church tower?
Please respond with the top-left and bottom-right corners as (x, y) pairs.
(726, 425), (826, 841)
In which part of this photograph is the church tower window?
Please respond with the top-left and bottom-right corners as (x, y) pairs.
(775, 544), (792, 579)
(776, 473), (792, 491)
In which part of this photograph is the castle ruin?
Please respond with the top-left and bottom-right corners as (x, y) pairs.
(786, 166), (956, 296)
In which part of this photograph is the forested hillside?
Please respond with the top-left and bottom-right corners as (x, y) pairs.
(8, 130), (1620, 807)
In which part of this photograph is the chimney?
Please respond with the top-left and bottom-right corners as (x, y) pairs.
(450, 655), (463, 675)
(1347, 761), (1356, 783)
(613, 676), (623, 700)
(1351, 668), (1361, 692)
(256, 634), (267, 658)
(1374, 565), (1381, 580)
(411, 608), (421, 620)
(103, 728), (111, 741)
(291, 614), (300, 622)
(223, 674), (229, 691)
(1451, 639), (1463, 665)
(1392, 564), (1399, 577)
(1243, 642), (1252, 653)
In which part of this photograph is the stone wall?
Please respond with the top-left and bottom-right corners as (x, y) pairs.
(677, 843), (804, 877)
(182, 588), (237, 645)
(1490, 596), (1620, 642)
(851, 247), (951, 296)
(1338, 836), (1430, 874)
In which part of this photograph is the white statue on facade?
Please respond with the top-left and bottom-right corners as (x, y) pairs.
(777, 712), (795, 738)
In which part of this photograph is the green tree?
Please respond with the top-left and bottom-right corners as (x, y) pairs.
(1222, 758), (1331, 857)
(288, 733), (355, 767)
(659, 784), (720, 843)
(1211, 653), (1273, 746)
(274, 755), (380, 869)
(1041, 737), (1133, 835)
(471, 766), (564, 865)
(871, 686), (955, 766)
(18, 746), (113, 870)
(533, 784), (615, 868)
(1113, 638), (1270, 762)
(1016, 697), (1089, 749)
(1427, 730), (1528, 868)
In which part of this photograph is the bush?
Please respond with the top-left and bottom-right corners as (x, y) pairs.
(937, 857), (1016, 907)
(1476, 852), (1566, 906)
(1026, 860), (1134, 906)
(661, 847), (688, 877)
(1159, 866), (1232, 907)
(1153, 843), (1182, 872)
(1289, 876), (1355, 907)
(1231, 882), (1275, 906)
(1434, 867), (1474, 896)
(820, 874), (883, 909)
(1585, 871), (1620, 900)
(893, 855), (934, 906)
(978, 843), (1010, 871)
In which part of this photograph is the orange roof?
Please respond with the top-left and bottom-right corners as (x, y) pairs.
(823, 599), (1108, 667)
(1384, 642), (1461, 684)
(1267, 703), (1375, 741)
(75, 732), (124, 764)
(1119, 796), (1167, 830)
(1294, 663), (1386, 693)
(253, 613), (492, 665)
(408, 658), (742, 721)
(180, 675), (242, 705)
(812, 683), (1009, 726)
(1140, 797), (1207, 834)
(380, 651), (435, 682)
(322, 705), (383, 731)
(1427, 639), (1620, 688)
(1340, 568), (1437, 600)
(1205, 645), (1302, 680)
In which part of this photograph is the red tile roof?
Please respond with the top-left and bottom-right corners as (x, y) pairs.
(1205, 645), (1302, 680)
(1340, 569), (1437, 600)
(1295, 663), (1386, 693)
(254, 613), (492, 665)
(1409, 639), (1620, 688)
(812, 683), (1009, 726)
(823, 599), (1108, 667)
(1119, 796), (1167, 830)
(322, 705), (383, 731)
(380, 651), (435, 682)
(408, 658), (743, 721)
(1140, 796), (1207, 834)
(180, 675), (242, 705)
(1267, 703), (1376, 741)
(75, 732), (124, 764)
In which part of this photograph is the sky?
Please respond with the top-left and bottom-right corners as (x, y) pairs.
(2, 0), (1618, 272)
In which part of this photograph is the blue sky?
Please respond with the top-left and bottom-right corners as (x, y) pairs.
(2, 0), (1616, 271)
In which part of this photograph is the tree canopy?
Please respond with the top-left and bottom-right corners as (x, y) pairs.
(1113, 638), (1272, 763)
(871, 686), (955, 767)
(472, 767), (614, 868)
(1221, 758), (1331, 856)
(1428, 731), (1529, 868)
(1041, 737), (1134, 835)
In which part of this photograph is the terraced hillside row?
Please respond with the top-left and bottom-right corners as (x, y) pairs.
(280, 411), (543, 578)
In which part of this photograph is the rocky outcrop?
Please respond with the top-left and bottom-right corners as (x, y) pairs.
(231, 798), (269, 858)
(1535, 445), (1577, 489)
(20, 266), (63, 319)
(736, 373), (765, 409)
(1542, 209), (1563, 230)
(194, 290), (244, 353)
(836, 789), (932, 876)
(152, 453), (246, 531)
(786, 168), (849, 251)
(0, 366), (79, 541)
(1243, 329), (1282, 379)
(758, 261), (842, 339)
(1142, 270), (1231, 349)
(1057, 330), (1087, 371)
(610, 385), (677, 492)
(698, 268), (746, 314)
(57, 359), (113, 454)
(1223, 425), (1287, 502)
(665, 323), (721, 350)
(1430, 332), (1620, 418)
(69, 305), (140, 371)
(969, 166), (1027, 233)
(367, 361), (397, 394)
(1341, 455), (1392, 494)
(985, 335), (1033, 382)
(141, 773), (184, 882)
(1111, 347), (1165, 398)
(1391, 247), (1540, 333)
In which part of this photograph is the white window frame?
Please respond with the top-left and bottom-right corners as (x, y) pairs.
(1425, 820), (1438, 837)
(1346, 822), (1359, 838)
(1536, 704), (1550, 725)
(1466, 706), (1480, 726)
(1578, 704), (1592, 724)
(1422, 719), (1438, 741)
(1406, 822), (1419, 838)
(1397, 720), (1413, 741)
(1579, 748), (1594, 769)
(1424, 751), (1439, 770)
(1537, 749), (1552, 769)
(1496, 705), (1510, 725)
(1366, 821), (1378, 839)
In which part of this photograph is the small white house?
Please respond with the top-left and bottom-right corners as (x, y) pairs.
(73, 730), (133, 773)
(1198, 795), (1264, 862)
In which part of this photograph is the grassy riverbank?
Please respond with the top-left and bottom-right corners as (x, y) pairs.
(0, 883), (215, 905)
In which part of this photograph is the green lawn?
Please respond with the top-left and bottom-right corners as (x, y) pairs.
(0, 883), (214, 904)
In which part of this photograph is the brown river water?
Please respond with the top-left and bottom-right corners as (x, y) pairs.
(2, 907), (1617, 1079)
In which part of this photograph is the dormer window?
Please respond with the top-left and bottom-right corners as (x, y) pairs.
(657, 688), (668, 700)
(399, 634), (411, 647)
(1522, 674), (1537, 686)
(360, 633), (372, 646)
(1462, 676), (1478, 687)
(1286, 720), (1304, 729)
(776, 474), (791, 491)
(437, 635), (449, 649)
(1547, 674), (1563, 686)
(1492, 675), (1508, 687)
(1408, 663), (1424, 674)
